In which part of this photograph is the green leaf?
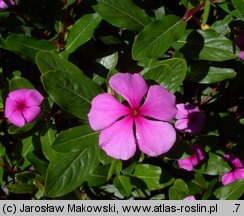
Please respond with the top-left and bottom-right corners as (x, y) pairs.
(141, 58), (187, 93)
(198, 152), (231, 175)
(7, 183), (37, 194)
(52, 125), (99, 153)
(231, 0), (244, 15)
(5, 34), (56, 62)
(21, 136), (34, 158)
(214, 180), (244, 200)
(41, 70), (100, 120)
(93, 0), (151, 31)
(169, 179), (190, 200)
(113, 175), (132, 197)
(132, 164), (174, 190)
(87, 165), (109, 187)
(173, 29), (238, 61)
(64, 13), (102, 54)
(45, 142), (99, 197)
(97, 52), (118, 70)
(132, 15), (186, 60)
(9, 76), (34, 90)
(40, 126), (56, 161)
(210, 15), (232, 35)
(188, 63), (237, 84)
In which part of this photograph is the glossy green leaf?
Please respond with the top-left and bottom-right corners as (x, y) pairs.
(21, 136), (34, 158)
(7, 183), (37, 194)
(141, 58), (187, 93)
(132, 15), (186, 60)
(9, 76), (34, 90)
(40, 126), (56, 161)
(210, 15), (232, 36)
(198, 152), (231, 175)
(93, 0), (151, 31)
(132, 164), (174, 190)
(97, 52), (118, 70)
(45, 142), (99, 197)
(64, 13), (102, 54)
(169, 179), (190, 200)
(214, 180), (244, 200)
(52, 125), (99, 153)
(5, 34), (56, 62)
(41, 70), (100, 120)
(87, 165), (109, 187)
(188, 63), (237, 84)
(173, 29), (238, 61)
(231, 0), (244, 15)
(113, 175), (132, 197)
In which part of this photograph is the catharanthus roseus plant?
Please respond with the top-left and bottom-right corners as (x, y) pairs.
(221, 154), (244, 185)
(177, 144), (205, 171)
(5, 89), (44, 127)
(88, 73), (177, 160)
(175, 103), (205, 135)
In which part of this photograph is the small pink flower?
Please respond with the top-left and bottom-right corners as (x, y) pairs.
(183, 195), (196, 200)
(5, 89), (44, 127)
(235, 32), (244, 60)
(178, 144), (205, 171)
(221, 154), (244, 185)
(88, 73), (177, 160)
(0, 0), (14, 9)
(175, 103), (205, 135)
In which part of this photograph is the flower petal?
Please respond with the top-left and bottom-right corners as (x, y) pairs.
(8, 89), (29, 103)
(234, 168), (244, 180)
(175, 103), (189, 119)
(191, 144), (205, 166)
(25, 89), (44, 107)
(5, 97), (18, 118)
(175, 119), (188, 131)
(109, 73), (147, 108)
(139, 85), (177, 121)
(135, 117), (176, 157)
(22, 106), (41, 123)
(224, 154), (243, 168)
(222, 171), (236, 185)
(99, 116), (136, 160)
(88, 93), (130, 131)
(178, 158), (194, 171)
(183, 196), (196, 200)
(8, 110), (25, 127)
(240, 51), (244, 60)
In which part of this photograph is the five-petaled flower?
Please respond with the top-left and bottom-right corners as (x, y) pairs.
(0, 0), (14, 9)
(88, 73), (177, 160)
(178, 144), (204, 171)
(175, 103), (205, 135)
(5, 89), (44, 127)
(221, 154), (244, 185)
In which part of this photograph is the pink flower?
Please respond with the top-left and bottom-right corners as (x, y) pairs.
(5, 89), (44, 127)
(175, 103), (205, 135)
(0, 0), (14, 9)
(235, 32), (244, 60)
(183, 195), (196, 200)
(178, 144), (205, 171)
(88, 73), (177, 160)
(221, 154), (244, 185)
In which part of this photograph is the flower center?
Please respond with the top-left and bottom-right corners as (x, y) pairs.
(131, 108), (140, 117)
(18, 103), (25, 110)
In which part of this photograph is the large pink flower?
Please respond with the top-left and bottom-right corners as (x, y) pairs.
(5, 89), (44, 127)
(178, 144), (205, 171)
(0, 0), (14, 9)
(175, 103), (205, 135)
(221, 154), (244, 185)
(88, 73), (177, 160)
